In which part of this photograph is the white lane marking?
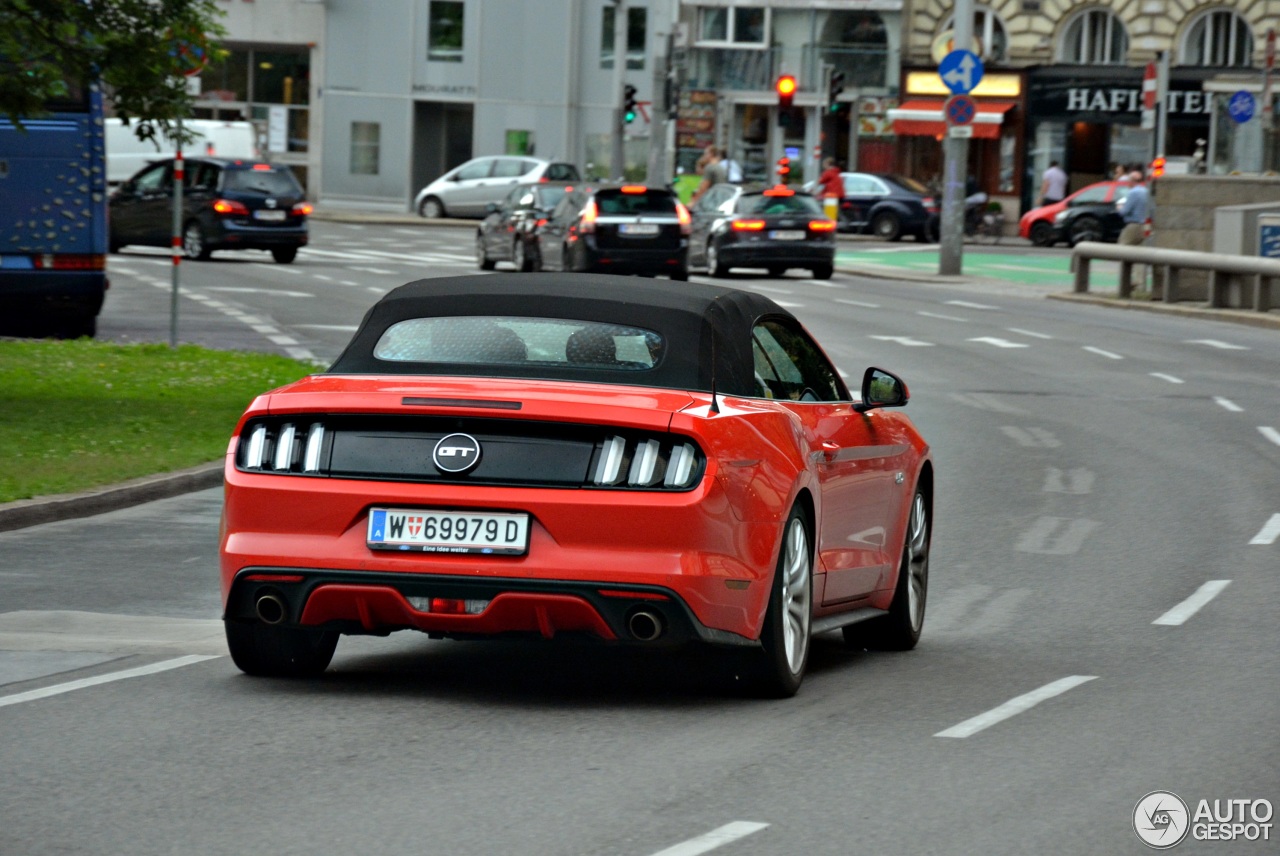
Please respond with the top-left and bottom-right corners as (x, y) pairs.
(748, 284), (794, 295)
(801, 278), (845, 288)
(1000, 426), (1061, 448)
(1187, 339), (1248, 350)
(1042, 467), (1095, 494)
(294, 324), (360, 332)
(267, 334), (300, 346)
(1250, 513), (1280, 545)
(313, 274), (334, 282)
(774, 300), (805, 308)
(251, 263), (303, 275)
(1015, 517), (1099, 555)
(918, 310), (969, 322)
(647, 822), (770, 856)
(947, 299), (997, 309)
(340, 280), (359, 286)
(968, 337), (1028, 348)
(870, 335), (933, 347)
(351, 266), (396, 274)
(393, 228), (422, 236)
(1150, 373), (1184, 384)
(1083, 346), (1123, 360)
(1007, 327), (1053, 339)
(0, 655), (219, 709)
(835, 298), (880, 308)
(948, 392), (1025, 414)
(367, 286), (385, 293)
(205, 287), (314, 298)
(1214, 397), (1243, 412)
(1259, 427), (1280, 447)
(935, 676), (1097, 738)
(1153, 580), (1232, 626)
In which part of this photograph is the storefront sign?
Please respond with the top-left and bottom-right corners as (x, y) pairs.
(1063, 87), (1213, 115)
(676, 89), (717, 150)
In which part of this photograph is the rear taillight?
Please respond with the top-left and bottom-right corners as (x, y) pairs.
(580, 199), (599, 234)
(732, 219), (766, 231)
(808, 220), (836, 232)
(292, 202), (313, 216)
(621, 185), (647, 194)
(33, 254), (105, 271)
(589, 435), (704, 489)
(923, 196), (939, 213)
(239, 420), (327, 474)
(213, 198), (250, 216)
(676, 202), (692, 235)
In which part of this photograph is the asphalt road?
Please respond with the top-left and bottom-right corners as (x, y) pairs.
(2, 223), (1277, 855)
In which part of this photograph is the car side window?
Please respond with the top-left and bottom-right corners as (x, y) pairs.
(844, 175), (879, 196)
(454, 159), (492, 181)
(545, 163), (579, 181)
(750, 319), (844, 402)
(186, 162), (217, 192)
(1074, 185), (1109, 204)
(492, 159), (527, 179)
(133, 163), (170, 194)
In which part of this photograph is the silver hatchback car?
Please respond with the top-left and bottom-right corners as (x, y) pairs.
(414, 156), (580, 218)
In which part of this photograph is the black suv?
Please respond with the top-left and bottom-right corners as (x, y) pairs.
(109, 158), (310, 263)
(531, 185), (689, 280)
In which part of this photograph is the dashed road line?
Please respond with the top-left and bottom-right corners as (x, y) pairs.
(1150, 373), (1184, 384)
(1250, 513), (1280, 545)
(969, 337), (1028, 348)
(918, 310), (969, 322)
(1000, 426), (1061, 448)
(1007, 327), (1053, 339)
(1042, 467), (1095, 494)
(1153, 580), (1231, 625)
(0, 655), (219, 709)
(935, 676), (1097, 738)
(1187, 339), (1248, 350)
(1259, 427), (1280, 447)
(1015, 517), (1098, 555)
(252, 263), (302, 275)
(647, 822), (770, 856)
(1214, 397), (1243, 412)
(206, 287), (314, 298)
(947, 299), (997, 310)
(1082, 346), (1123, 359)
(835, 298), (880, 308)
(871, 335), (933, 347)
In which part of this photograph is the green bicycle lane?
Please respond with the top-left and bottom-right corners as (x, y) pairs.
(834, 247), (1121, 287)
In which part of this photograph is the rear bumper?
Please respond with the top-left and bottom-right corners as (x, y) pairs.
(207, 217), (309, 250)
(224, 568), (756, 647)
(717, 241), (835, 267)
(0, 269), (107, 315)
(580, 236), (688, 274)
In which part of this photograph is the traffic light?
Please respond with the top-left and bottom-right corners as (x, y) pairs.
(828, 71), (845, 114)
(1150, 155), (1166, 179)
(777, 156), (791, 181)
(776, 74), (796, 110)
(623, 84), (638, 124)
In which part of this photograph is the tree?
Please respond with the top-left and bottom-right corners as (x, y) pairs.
(0, 0), (226, 144)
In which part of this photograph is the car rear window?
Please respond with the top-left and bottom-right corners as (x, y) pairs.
(737, 193), (822, 215)
(373, 317), (664, 371)
(595, 189), (677, 215)
(223, 167), (304, 196)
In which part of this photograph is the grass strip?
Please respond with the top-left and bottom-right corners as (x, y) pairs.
(0, 340), (317, 503)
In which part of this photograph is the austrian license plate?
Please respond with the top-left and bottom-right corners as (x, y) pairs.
(254, 209), (287, 221)
(769, 230), (805, 241)
(367, 508), (529, 555)
(619, 223), (660, 236)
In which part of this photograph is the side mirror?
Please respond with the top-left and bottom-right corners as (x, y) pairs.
(484, 202), (499, 215)
(854, 367), (908, 412)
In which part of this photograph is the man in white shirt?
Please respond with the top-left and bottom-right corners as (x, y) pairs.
(1038, 160), (1068, 206)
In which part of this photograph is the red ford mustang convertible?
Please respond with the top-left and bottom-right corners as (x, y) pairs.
(219, 274), (933, 696)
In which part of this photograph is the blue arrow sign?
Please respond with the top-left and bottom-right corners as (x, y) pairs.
(1228, 90), (1256, 123)
(939, 49), (984, 95)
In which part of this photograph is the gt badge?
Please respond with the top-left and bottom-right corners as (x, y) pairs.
(433, 433), (482, 474)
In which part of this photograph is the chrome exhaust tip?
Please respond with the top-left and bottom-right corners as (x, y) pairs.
(627, 608), (664, 642)
(255, 593), (287, 625)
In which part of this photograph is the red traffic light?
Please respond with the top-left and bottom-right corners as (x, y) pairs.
(1150, 156), (1166, 179)
(776, 156), (791, 177)
(776, 74), (796, 109)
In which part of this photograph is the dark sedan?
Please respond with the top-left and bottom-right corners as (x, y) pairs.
(109, 157), (310, 263)
(688, 184), (836, 278)
(531, 185), (689, 280)
(823, 172), (939, 242)
(476, 181), (577, 272)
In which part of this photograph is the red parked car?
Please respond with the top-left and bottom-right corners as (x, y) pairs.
(219, 274), (935, 697)
(1018, 179), (1129, 247)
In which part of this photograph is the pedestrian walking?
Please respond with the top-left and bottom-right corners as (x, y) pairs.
(690, 146), (727, 205)
(1117, 165), (1152, 291)
(1038, 160), (1067, 206)
(817, 157), (844, 222)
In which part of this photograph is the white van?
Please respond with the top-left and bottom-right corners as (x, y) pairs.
(105, 118), (260, 185)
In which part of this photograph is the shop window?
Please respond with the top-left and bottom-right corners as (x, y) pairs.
(601, 5), (647, 70)
(1180, 8), (1253, 67)
(1059, 9), (1128, 65)
(429, 1), (465, 62)
(696, 5), (769, 49)
(940, 5), (1009, 63)
(350, 122), (380, 176)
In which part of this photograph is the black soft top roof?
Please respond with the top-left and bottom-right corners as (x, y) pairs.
(327, 273), (794, 395)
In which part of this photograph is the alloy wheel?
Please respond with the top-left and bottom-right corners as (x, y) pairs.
(780, 516), (812, 674)
(906, 491), (929, 632)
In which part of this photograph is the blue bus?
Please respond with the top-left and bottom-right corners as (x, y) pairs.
(0, 78), (109, 338)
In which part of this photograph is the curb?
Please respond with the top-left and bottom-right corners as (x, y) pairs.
(0, 461), (224, 534)
(1047, 292), (1280, 330)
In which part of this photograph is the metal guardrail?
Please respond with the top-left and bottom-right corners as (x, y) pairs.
(1071, 241), (1280, 312)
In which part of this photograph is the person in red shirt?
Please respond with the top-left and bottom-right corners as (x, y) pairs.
(817, 157), (844, 222)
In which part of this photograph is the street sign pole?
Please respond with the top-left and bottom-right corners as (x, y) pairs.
(1154, 50), (1170, 166)
(170, 115), (183, 349)
(939, 0), (974, 276)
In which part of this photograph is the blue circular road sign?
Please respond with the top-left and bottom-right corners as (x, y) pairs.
(938, 49), (984, 95)
(1228, 90), (1256, 123)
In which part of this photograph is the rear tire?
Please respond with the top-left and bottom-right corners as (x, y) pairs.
(767, 265), (786, 277)
(706, 241), (728, 277)
(513, 238), (532, 272)
(872, 211), (903, 242)
(670, 269), (689, 281)
(811, 264), (833, 280)
(1028, 220), (1054, 247)
(735, 506), (812, 698)
(476, 233), (496, 270)
(225, 620), (338, 677)
(182, 221), (211, 260)
(271, 246), (298, 264)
